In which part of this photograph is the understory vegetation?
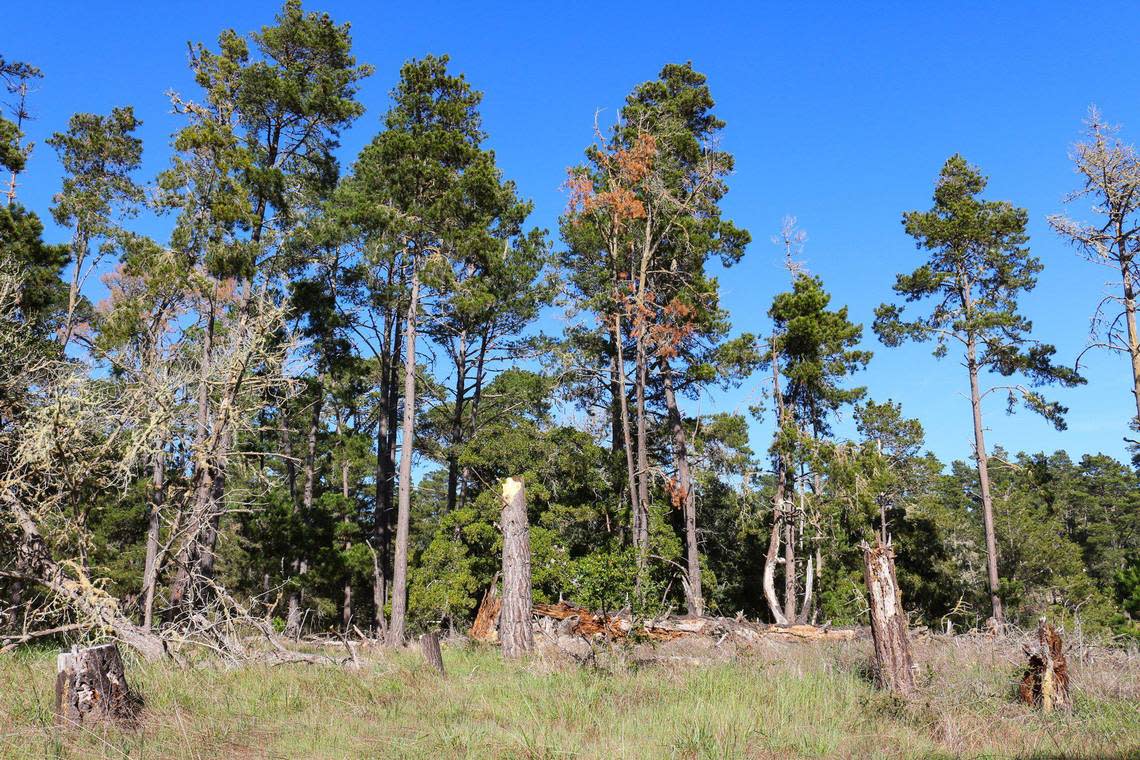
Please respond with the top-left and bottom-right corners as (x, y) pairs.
(2, 637), (1138, 759)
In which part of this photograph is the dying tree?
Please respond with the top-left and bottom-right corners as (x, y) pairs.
(875, 155), (1084, 624)
(1048, 109), (1140, 446)
(562, 62), (750, 614)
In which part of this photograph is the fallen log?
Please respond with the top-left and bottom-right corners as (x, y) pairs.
(525, 601), (856, 644)
(1020, 618), (1070, 712)
(55, 643), (141, 728)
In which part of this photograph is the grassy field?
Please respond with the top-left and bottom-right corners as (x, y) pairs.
(0, 634), (1137, 759)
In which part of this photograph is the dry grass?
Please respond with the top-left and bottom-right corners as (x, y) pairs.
(0, 632), (1136, 759)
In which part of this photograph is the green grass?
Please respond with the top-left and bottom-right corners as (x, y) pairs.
(1, 638), (1136, 759)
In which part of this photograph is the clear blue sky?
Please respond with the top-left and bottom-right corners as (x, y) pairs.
(6, 1), (1140, 465)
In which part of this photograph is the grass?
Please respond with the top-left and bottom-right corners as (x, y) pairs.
(0, 635), (1137, 759)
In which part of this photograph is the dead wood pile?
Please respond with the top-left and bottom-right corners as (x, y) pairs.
(468, 594), (856, 646)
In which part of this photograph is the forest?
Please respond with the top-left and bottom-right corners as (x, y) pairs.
(1, 0), (1139, 670)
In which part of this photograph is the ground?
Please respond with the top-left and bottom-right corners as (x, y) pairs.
(0, 633), (1137, 758)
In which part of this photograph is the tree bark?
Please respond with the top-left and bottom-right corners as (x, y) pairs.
(5, 492), (166, 660)
(764, 346), (791, 625)
(611, 317), (640, 548)
(55, 644), (141, 728)
(783, 488), (797, 623)
(1019, 618), (1070, 712)
(387, 263), (419, 646)
(420, 632), (445, 675)
(141, 449), (164, 631)
(373, 308), (400, 634)
(862, 539), (915, 697)
(1120, 261), (1140, 424)
(634, 339), (650, 560)
(660, 359), (702, 616)
(446, 328), (467, 513)
(499, 477), (534, 659)
(967, 336), (1004, 624)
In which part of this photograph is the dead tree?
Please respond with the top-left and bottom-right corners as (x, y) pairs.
(499, 477), (533, 658)
(420, 632), (445, 676)
(1020, 618), (1070, 712)
(862, 539), (915, 697)
(55, 643), (142, 728)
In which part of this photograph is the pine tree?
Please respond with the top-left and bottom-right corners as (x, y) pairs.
(875, 154), (1084, 624)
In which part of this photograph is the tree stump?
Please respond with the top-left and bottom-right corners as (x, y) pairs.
(55, 643), (141, 728)
(1020, 618), (1070, 712)
(862, 540), (915, 697)
(469, 575), (501, 643)
(420, 632), (445, 676)
(499, 477), (534, 658)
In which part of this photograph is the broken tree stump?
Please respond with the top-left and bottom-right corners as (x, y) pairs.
(469, 574), (501, 643)
(54, 643), (141, 728)
(1020, 618), (1070, 712)
(420, 632), (445, 676)
(499, 477), (534, 658)
(862, 540), (916, 697)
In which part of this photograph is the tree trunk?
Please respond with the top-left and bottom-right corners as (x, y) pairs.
(764, 348), (791, 625)
(169, 299), (216, 615)
(420, 632), (445, 675)
(967, 338), (1004, 624)
(499, 477), (534, 659)
(862, 539), (915, 697)
(611, 317), (640, 547)
(141, 449), (164, 631)
(446, 329), (467, 513)
(469, 574), (501, 642)
(783, 485), (797, 623)
(5, 492), (166, 660)
(55, 644), (141, 728)
(634, 339), (650, 560)
(761, 506), (788, 625)
(660, 360), (702, 616)
(387, 264), (419, 647)
(341, 433), (353, 631)
(1120, 262), (1140, 424)
(285, 390), (321, 639)
(1019, 618), (1070, 712)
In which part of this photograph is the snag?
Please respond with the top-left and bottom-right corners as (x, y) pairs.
(420, 632), (445, 676)
(55, 643), (142, 728)
(862, 539), (916, 696)
(499, 477), (534, 658)
(1020, 618), (1070, 712)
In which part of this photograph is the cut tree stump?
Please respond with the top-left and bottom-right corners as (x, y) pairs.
(1020, 618), (1070, 712)
(420, 632), (445, 676)
(862, 540), (916, 697)
(54, 643), (141, 728)
(499, 477), (534, 658)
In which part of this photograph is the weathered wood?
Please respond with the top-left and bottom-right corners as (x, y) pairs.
(1020, 618), (1070, 712)
(469, 573), (501, 642)
(54, 643), (141, 728)
(420, 632), (445, 675)
(862, 540), (915, 696)
(532, 601), (856, 643)
(499, 477), (534, 658)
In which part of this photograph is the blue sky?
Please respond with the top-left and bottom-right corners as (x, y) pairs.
(5, 1), (1140, 465)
